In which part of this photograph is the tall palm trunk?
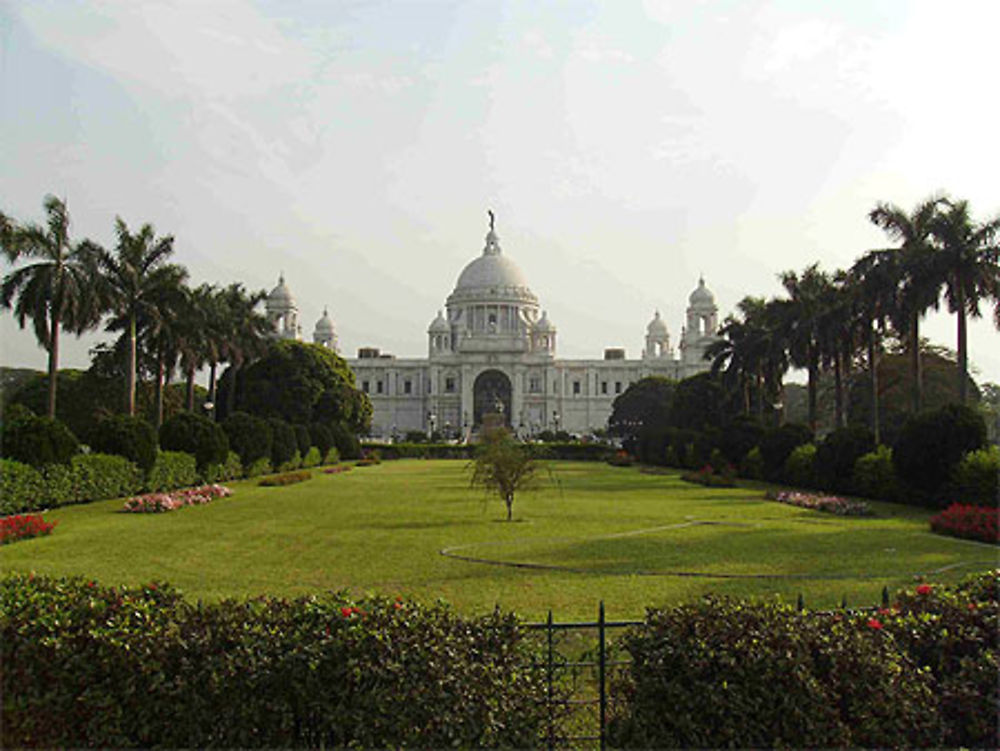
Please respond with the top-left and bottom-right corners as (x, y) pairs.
(225, 358), (241, 417)
(956, 282), (968, 404)
(868, 322), (880, 444)
(126, 312), (137, 416)
(208, 362), (217, 420)
(755, 367), (764, 420)
(47, 311), (60, 418)
(807, 345), (819, 435)
(154, 348), (165, 429)
(833, 352), (843, 430)
(185, 366), (196, 411)
(910, 312), (921, 413)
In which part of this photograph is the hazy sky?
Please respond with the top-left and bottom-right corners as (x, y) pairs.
(2, 0), (998, 384)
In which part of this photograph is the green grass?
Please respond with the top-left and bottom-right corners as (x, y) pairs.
(2, 460), (996, 620)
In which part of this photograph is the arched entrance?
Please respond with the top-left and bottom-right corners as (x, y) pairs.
(473, 369), (512, 427)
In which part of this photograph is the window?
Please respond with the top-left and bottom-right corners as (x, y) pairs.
(445, 377), (456, 393)
(529, 376), (540, 393)
(615, 381), (622, 394)
(601, 381), (608, 395)
(362, 380), (370, 393)
(376, 380), (384, 394)
(404, 379), (412, 395)
(573, 380), (581, 396)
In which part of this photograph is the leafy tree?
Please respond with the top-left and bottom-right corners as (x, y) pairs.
(469, 428), (539, 521)
(159, 411), (230, 472)
(929, 198), (1000, 404)
(1, 196), (102, 417)
(95, 218), (185, 416)
(0, 411), (79, 467)
(669, 372), (728, 432)
(215, 283), (271, 419)
(608, 377), (676, 440)
(221, 340), (371, 435)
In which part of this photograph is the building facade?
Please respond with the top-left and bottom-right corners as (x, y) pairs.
(266, 218), (722, 439)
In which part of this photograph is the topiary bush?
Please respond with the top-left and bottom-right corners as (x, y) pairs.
(301, 446), (322, 468)
(201, 451), (243, 484)
(893, 404), (987, 506)
(88, 415), (158, 472)
(758, 423), (813, 481)
(814, 425), (875, 493)
(608, 596), (942, 749)
(292, 424), (311, 458)
(268, 418), (298, 469)
(739, 446), (764, 480)
(244, 457), (273, 478)
(222, 412), (273, 467)
(716, 416), (764, 466)
(330, 421), (361, 460)
(852, 445), (899, 501)
(145, 451), (199, 493)
(0, 413), (79, 467)
(782, 443), (817, 488)
(0, 459), (46, 515)
(948, 445), (1000, 507)
(323, 446), (340, 465)
(1, 574), (557, 749)
(159, 411), (229, 473)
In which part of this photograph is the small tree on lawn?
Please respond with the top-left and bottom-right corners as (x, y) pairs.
(469, 427), (538, 521)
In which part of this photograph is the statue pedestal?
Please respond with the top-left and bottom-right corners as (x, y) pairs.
(477, 412), (507, 442)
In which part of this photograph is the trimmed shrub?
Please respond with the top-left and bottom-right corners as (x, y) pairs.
(89, 415), (158, 472)
(739, 446), (764, 480)
(330, 421), (361, 460)
(222, 412), (273, 466)
(949, 445), (1000, 507)
(852, 444), (898, 501)
(277, 450), (302, 473)
(201, 451), (243, 484)
(308, 422), (334, 460)
(782, 443), (817, 488)
(0, 459), (45, 515)
(145, 451), (199, 493)
(323, 446), (340, 465)
(244, 457), (273, 478)
(292, 424), (311, 457)
(0, 413), (79, 467)
(609, 598), (941, 749)
(814, 425), (875, 493)
(758, 423), (812, 481)
(70, 453), (143, 502)
(268, 418), (298, 469)
(301, 446), (322, 468)
(1, 574), (556, 749)
(716, 416), (765, 466)
(893, 404), (986, 505)
(258, 470), (311, 487)
(159, 412), (229, 473)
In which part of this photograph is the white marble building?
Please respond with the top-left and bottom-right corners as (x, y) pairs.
(266, 217), (721, 438)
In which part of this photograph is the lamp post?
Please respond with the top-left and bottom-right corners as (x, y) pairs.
(427, 411), (437, 440)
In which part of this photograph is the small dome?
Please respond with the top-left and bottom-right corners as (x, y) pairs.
(314, 307), (335, 334)
(647, 310), (668, 336)
(268, 273), (295, 308)
(689, 276), (715, 307)
(428, 310), (449, 333)
(534, 311), (556, 333)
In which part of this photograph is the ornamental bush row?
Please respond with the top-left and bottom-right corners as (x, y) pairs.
(609, 571), (999, 750)
(0, 454), (143, 515)
(0, 574), (557, 749)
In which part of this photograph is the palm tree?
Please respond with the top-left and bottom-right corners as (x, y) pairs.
(817, 271), (862, 430)
(778, 264), (833, 434)
(869, 197), (945, 413)
(217, 283), (271, 418)
(930, 199), (1000, 404)
(141, 270), (190, 427)
(1, 196), (102, 417)
(96, 218), (185, 416)
(175, 283), (218, 412)
(849, 248), (901, 443)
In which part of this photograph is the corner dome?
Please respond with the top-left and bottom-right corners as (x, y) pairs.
(314, 307), (335, 334)
(268, 274), (295, 307)
(689, 276), (715, 307)
(647, 310), (668, 335)
(534, 311), (555, 332)
(428, 310), (449, 333)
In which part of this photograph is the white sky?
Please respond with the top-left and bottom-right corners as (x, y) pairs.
(2, 0), (998, 385)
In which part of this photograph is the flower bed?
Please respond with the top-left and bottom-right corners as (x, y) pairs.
(929, 503), (998, 544)
(259, 471), (311, 487)
(122, 484), (232, 513)
(681, 464), (736, 488)
(0, 514), (56, 545)
(323, 465), (352, 475)
(766, 489), (871, 516)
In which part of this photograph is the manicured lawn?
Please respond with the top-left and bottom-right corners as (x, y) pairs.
(2, 460), (995, 620)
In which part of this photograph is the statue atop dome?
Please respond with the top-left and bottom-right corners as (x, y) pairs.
(488, 209), (495, 232)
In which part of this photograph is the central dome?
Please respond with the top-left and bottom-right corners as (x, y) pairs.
(448, 224), (537, 305)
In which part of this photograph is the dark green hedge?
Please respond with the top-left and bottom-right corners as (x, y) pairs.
(365, 441), (612, 462)
(222, 411), (273, 466)
(609, 571), (998, 749)
(0, 412), (79, 467)
(89, 415), (158, 472)
(1, 575), (556, 749)
(145, 451), (198, 493)
(0, 454), (144, 515)
(159, 411), (229, 472)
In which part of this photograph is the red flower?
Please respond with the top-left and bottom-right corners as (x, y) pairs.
(393, 602), (402, 610)
(866, 618), (884, 630)
(916, 584), (933, 595)
(968, 602), (977, 611)
(341, 606), (353, 618)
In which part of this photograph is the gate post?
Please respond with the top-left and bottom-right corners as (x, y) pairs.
(598, 600), (606, 751)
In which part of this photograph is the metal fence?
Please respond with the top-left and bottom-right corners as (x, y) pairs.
(523, 591), (889, 750)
